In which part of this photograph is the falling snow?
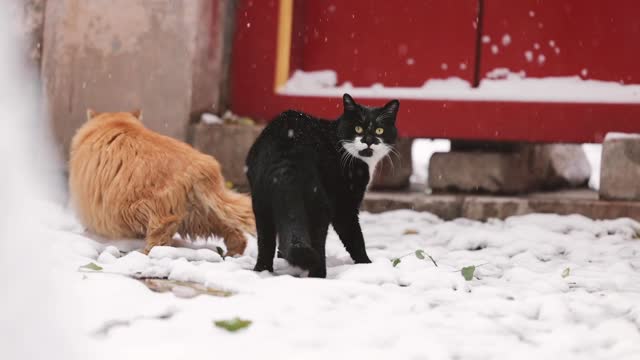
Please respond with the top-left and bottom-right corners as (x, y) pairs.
(538, 54), (546, 65)
(406, 58), (415, 66)
(491, 45), (499, 54)
(501, 34), (512, 46)
(524, 51), (534, 62)
(482, 35), (491, 44)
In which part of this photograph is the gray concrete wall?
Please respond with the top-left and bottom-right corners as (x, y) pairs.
(41, 0), (230, 160)
(18, 0), (46, 69)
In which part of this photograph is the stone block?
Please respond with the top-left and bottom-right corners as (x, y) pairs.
(600, 133), (640, 200)
(363, 191), (463, 220)
(535, 144), (592, 189)
(428, 150), (535, 194)
(363, 189), (640, 222)
(370, 137), (413, 190)
(191, 123), (264, 190)
(428, 144), (590, 194)
(41, 0), (228, 160)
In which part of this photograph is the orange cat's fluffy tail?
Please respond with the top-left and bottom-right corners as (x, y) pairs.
(202, 186), (257, 237)
(219, 190), (256, 236)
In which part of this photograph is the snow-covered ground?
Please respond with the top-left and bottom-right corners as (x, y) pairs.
(33, 203), (640, 360)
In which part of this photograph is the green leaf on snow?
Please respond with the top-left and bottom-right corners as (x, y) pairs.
(461, 266), (476, 281)
(214, 318), (252, 332)
(79, 262), (103, 271)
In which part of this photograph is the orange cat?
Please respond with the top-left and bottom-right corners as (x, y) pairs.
(69, 110), (255, 255)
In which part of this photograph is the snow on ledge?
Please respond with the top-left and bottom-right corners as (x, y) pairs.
(604, 132), (640, 141)
(280, 69), (640, 104)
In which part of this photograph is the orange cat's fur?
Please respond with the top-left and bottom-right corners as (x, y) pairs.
(69, 109), (255, 255)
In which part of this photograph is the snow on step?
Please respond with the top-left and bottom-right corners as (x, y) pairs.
(604, 132), (640, 141)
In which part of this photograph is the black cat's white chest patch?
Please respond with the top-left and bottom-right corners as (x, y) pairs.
(342, 136), (390, 181)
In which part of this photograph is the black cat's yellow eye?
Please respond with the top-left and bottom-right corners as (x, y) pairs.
(355, 126), (363, 134)
(375, 128), (384, 135)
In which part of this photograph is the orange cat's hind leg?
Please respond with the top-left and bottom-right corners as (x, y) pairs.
(218, 225), (248, 257)
(143, 215), (181, 254)
(203, 214), (247, 257)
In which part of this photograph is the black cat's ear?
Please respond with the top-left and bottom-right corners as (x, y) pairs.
(378, 99), (400, 123)
(383, 99), (400, 116)
(343, 93), (357, 112)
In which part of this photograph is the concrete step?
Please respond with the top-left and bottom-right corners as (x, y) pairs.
(362, 189), (640, 221)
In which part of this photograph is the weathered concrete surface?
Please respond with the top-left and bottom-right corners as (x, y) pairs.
(191, 123), (264, 190)
(190, 0), (235, 123)
(363, 192), (463, 220)
(428, 144), (590, 194)
(600, 134), (640, 201)
(429, 150), (535, 194)
(370, 137), (413, 190)
(42, 0), (227, 160)
(362, 189), (640, 221)
(14, 0), (46, 68)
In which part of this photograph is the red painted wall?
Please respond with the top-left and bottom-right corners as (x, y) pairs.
(230, 0), (640, 143)
(298, 0), (478, 87)
(480, 0), (640, 83)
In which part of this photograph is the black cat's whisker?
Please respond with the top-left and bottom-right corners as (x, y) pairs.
(388, 146), (402, 165)
(341, 150), (351, 169)
(339, 143), (355, 170)
(382, 147), (396, 175)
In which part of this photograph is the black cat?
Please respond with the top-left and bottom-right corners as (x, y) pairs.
(245, 94), (400, 278)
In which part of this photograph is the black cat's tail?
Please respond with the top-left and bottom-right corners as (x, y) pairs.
(271, 168), (323, 276)
(274, 199), (323, 272)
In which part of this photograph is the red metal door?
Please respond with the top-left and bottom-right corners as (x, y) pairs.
(298, 0), (478, 87)
(230, 0), (640, 143)
(480, 0), (640, 83)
